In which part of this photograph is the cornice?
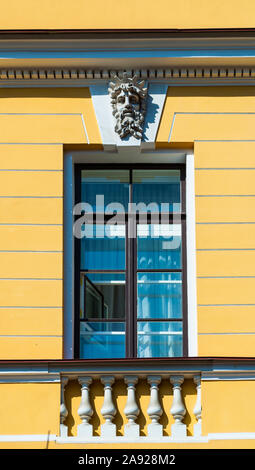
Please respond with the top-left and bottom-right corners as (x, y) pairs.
(2, 28), (255, 38)
(2, 36), (255, 50)
(0, 358), (255, 382)
(1, 36), (255, 70)
(1, 357), (255, 368)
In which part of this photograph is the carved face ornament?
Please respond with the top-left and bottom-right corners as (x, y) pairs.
(108, 74), (147, 140)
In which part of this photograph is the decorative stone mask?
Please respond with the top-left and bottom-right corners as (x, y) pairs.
(108, 73), (147, 140)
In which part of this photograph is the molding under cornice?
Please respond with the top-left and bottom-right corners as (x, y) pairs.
(1, 67), (255, 84)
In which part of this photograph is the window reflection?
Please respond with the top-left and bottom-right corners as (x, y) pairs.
(133, 170), (181, 212)
(79, 167), (185, 359)
(137, 272), (182, 319)
(81, 170), (129, 212)
(81, 224), (125, 270)
(80, 273), (125, 320)
(137, 224), (182, 270)
(80, 322), (125, 359)
(137, 321), (183, 358)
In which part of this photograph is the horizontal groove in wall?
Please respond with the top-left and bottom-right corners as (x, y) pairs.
(0, 112), (81, 116)
(0, 306), (62, 308)
(198, 332), (255, 335)
(0, 224), (63, 226)
(0, 143), (64, 145)
(0, 335), (62, 338)
(197, 276), (255, 278)
(195, 168), (255, 170)
(0, 143), (62, 145)
(197, 248), (255, 251)
(0, 250), (63, 253)
(198, 304), (255, 306)
(197, 222), (255, 225)
(0, 196), (63, 199)
(0, 278), (63, 280)
(176, 112), (255, 115)
(0, 169), (63, 172)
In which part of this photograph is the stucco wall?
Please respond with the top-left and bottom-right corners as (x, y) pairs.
(0, 1), (254, 29)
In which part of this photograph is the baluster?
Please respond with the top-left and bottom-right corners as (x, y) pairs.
(100, 376), (117, 438)
(193, 375), (202, 437)
(124, 376), (140, 438)
(77, 377), (93, 438)
(147, 376), (163, 438)
(60, 377), (68, 438)
(170, 375), (187, 437)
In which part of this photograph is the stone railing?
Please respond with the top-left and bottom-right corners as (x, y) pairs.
(59, 369), (202, 442)
(1, 357), (254, 444)
(2, 357), (255, 444)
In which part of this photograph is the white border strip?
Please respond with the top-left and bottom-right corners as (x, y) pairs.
(186, 152), (198, 356)
(0, 434), (57, 442)
(1, 433), (255, 443)
(202, 372), (255, 381)
(0, 373), (60, 383)
(56, 436), (209, 444)
(89, 85), (116, 151)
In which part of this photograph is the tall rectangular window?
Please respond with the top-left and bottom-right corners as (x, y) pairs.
(74, 165), (187, 359)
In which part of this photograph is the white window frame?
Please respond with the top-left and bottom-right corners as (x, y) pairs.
(63, 149), (197, 358)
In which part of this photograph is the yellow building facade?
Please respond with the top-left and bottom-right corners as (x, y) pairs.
(1, 0), (255, 451)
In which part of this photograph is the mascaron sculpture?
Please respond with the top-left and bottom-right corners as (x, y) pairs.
(108, 73), (147, 140)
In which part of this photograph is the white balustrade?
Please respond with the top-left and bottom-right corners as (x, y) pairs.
(124, 375), (140, 438)
(59, 372), (202, 441)
(100, 376), (117, 438)
(77, 377), (94, 438)
(193, 375), (202, 437)
(60, 377), (68, 438)
(170, 375), (187, 437)
(147, 375), (163, 438)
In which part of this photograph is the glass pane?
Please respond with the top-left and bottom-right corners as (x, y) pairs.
(133, 170), (181, 212)
(137, 272), (182, 319)
(81, 170), (129, 212)
(80, 322), (125, 359)
(80, 224), (125, 270)
(137, 224), (181, 269)
(80, 273), (125, 320)
(84, 276), (103, 319)
(137, 321), (183, 358)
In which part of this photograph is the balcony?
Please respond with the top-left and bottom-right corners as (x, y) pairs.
(1, 357), (254, 445)
(58, 358), (203, 443)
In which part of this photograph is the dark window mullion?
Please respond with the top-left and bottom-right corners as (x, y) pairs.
(89, 214), (186, 223)
(91, 214), (129, 223)
(126, 170), (137, 358)
(81, 319), (125, 322)
(181, 217), (188, 356)
(181, 166), (186, 214)
(131, 168), (138, 357)
(82, 269), (125, 273)
(133, 223), (138, 357)
(137, 269), (182, 273)
(126, 219), (133, 357)
(137, 318), (183, 322)
(135, 213), (186, 223)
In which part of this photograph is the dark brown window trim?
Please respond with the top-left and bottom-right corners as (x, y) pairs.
(2, 357), (255, 374)
(2, 28), (255, 39)
(74, 163), (187, 359)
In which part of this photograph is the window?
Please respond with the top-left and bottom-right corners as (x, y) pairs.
(74, 165), (187, 359)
